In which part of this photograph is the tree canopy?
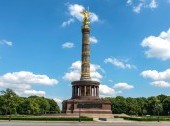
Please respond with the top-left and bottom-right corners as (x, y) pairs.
(104, 95), (170, 116)
(0, 88), (60, 115)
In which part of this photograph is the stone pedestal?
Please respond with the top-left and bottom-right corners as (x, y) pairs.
(62, 99), (111, 114)
(62, 80), (112, 114)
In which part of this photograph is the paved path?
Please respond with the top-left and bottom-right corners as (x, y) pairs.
(0, 121), (170, 126)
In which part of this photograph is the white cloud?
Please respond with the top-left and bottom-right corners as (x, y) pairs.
(62, 4), (99, 27)
(90, 36), (98, 44)
(141, 28), (170, 60)
(113, 83), (134, 90)
(133, 3), (144, 13)
(0, 40), (13, 46)
(141, 69), (170, 88)
(68, 4), (84, 21)
(0, 71), (58, 96)
(127, 0), (158, 13)
(63, 61), (103, 81)
(99, 82), (134, 97)
(104, 57), (136, 69)
(127, 0), (133, 5)
(54, 98), (63, 109)
(89, 12), (99, 23)
(149, 0), (158, 8)
(151, 81), (170, 88)
(23, 90), (45, 97)
(62, 42), (74, 48)
(0, 71), (58, 86)
(99, 84), (121, 97)
(62, 18), (75, 27)
(141, 69), (170, 81)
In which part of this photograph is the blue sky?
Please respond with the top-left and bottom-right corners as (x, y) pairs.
(0, 0), (170, 105)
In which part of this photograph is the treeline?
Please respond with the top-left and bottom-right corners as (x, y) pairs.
(0, 88), (60, 115)
(104, 94), (170, 116)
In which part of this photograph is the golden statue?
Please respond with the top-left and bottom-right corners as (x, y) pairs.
(81, 10), (90, 27)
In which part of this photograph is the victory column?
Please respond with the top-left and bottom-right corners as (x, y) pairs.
(62, 10), (112, 114)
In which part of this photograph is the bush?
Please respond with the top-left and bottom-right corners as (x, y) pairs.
(123, 116), (170, 121)
(0, 116), (93, 121)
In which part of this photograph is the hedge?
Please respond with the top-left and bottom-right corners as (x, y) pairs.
(0, 116), (93, 121)
(123, 116), (170, 121)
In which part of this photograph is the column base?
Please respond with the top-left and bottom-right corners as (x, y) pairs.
(62, 99), (112, 114)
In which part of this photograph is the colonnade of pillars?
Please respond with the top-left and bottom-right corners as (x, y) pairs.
(72, 85), (99, 97)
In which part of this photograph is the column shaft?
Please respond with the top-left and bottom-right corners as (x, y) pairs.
(84, 86), (86, 96)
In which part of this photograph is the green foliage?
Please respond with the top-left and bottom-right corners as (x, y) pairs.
(103, 94), (170, 116)
(0, 116), (93, 121)
(163, 97), (170, 115)
(126, 97), (140, 115)
(0, 88), (18, 115)
(47, 99), (60, 113)
(0, 89), (60, 115)
(110, 96), (127, 114)
(123, 116), (170, 121)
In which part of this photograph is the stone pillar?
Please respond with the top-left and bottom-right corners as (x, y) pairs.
(75, 86), (77, 96)
(94, 86), (95, 96)
(90, 85), (91, 96)
(95, 86), (96, 96)
(84, 86), (86, 96)
(72, 86), (74, 97)
(97, 86), (99, 97)
(77, 86), (79, 96)
(79, 86), (81, 96)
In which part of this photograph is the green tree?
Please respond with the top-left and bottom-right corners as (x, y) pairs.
(136, 97), (147, 115)
(0, 95), (6, 115)
(18, 98), (39, 115)
(146, 96), (157, 115)
(28, 96), (50, 114)
(157, 94), (167, 103)
(154, 99), (163, 116)
(111, 96), (127, 114)
(47, 99), (60, 113)
(0, 88), (18, 115)
(126, 97), (139, 115)
(163, 97), (170, 115)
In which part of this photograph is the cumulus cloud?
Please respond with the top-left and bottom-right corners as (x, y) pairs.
(62, 4), (99, 27)
(62, 42), (74, 48)
(0, 40), (13, 46)
(113, 83), (134, 90)
(141, 69), (170, 88)
(90, 36), (98, 44)
(22, 90), (46, 97)
(104, 57), (136, 69)
(63, 61), (103, 81)
(0, 71), (58, 96)
(141, 28), (170, 60)
(149, 0), (158, 8)
(0, 71), (58, 86)
(127, 0), (133, 5)
(100, 83), (134, 97)
(151, 81), (170, 88)
(141, 69), (170, 81)
(62, 18), (75, 27)
(99, 84), (120, 97)
(54, 98), (63, 109)
(127, 0), (158, 13)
